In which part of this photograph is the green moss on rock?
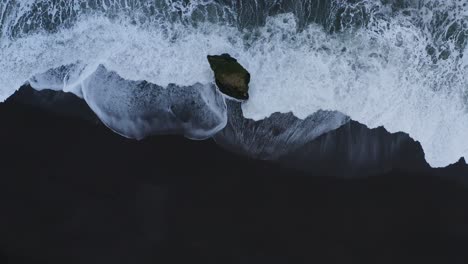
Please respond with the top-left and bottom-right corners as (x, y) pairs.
(207, 54), (250, 100)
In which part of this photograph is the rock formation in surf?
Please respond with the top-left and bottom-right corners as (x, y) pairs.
(207, 54), (250, 100)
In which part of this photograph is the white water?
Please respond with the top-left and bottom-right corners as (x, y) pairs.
(0, 0), (467, 167)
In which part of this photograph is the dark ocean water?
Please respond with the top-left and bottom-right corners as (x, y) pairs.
(1, 1), (468, 262)
(1, 0), (468, 167)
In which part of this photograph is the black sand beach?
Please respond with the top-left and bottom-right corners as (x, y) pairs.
(0, 94), (467, 263)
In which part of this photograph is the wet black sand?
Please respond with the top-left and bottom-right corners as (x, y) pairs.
(0, 97), (468, 263)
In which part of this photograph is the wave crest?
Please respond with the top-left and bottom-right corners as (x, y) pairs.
(0, 0), (467, 167)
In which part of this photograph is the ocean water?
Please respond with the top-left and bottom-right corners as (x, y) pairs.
(0, 0), (467, 167)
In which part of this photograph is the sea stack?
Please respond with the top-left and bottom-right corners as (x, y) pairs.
(207, 54), (250, 101)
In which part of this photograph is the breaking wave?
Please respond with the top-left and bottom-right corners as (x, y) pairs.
(0, 0), (467, 167)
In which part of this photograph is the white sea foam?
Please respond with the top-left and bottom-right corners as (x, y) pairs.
(0, 0), (467, 167)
